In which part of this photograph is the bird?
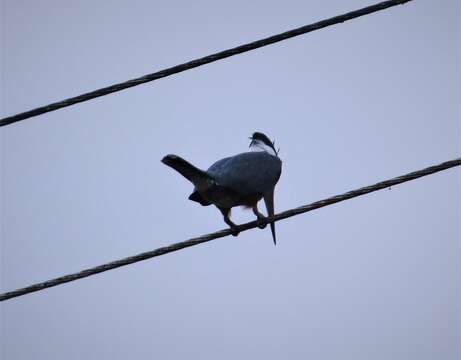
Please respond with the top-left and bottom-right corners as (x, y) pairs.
(161, 132), (282, 244)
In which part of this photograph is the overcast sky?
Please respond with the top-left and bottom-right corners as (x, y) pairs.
(1, 0), (460, 359)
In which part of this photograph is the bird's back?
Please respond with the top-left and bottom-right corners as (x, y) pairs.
(207, 151), (282, 197)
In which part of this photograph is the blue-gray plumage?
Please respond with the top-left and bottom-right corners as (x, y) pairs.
(162, 132), (282, 244)
(208, 152), (281, 199)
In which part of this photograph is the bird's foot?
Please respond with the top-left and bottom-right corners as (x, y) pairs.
(256, 216), (267, 229)
(229, 225), (240, 237)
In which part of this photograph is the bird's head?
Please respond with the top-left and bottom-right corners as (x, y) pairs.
(249, 132), (279, 156)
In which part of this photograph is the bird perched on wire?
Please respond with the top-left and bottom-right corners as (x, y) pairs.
(161, 132), (282, 244)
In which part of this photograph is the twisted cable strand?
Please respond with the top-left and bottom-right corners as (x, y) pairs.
(0, 0), (412, 127)
(1, 157), (459, 302)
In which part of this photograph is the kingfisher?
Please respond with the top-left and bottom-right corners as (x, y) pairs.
(161, 132), (282, 244)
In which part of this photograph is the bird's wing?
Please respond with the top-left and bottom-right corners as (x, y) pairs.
(207, 152), (282, 197)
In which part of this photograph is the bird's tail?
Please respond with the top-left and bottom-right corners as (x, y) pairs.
(263, 189), (277, 245)
(161, 154), (213, 189)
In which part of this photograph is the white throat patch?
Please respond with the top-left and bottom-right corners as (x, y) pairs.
(250, 139), (277, 156)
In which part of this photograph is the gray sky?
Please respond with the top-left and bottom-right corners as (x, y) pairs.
(1, 0), (460, 359)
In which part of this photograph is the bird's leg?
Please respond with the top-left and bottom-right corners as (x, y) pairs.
(252, 203), (267, 229)
(219, 207), (239, 237)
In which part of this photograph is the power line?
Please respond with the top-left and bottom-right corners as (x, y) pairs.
(0, 0), (413, 127)
(1, 157), (459, 302)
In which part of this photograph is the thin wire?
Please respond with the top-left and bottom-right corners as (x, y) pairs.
(0, 0), (413, 127)
(1, 157), (459, 302)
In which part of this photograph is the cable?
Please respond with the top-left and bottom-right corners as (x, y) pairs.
(0, 0), (413, 127)
(1, 157), (459, 302)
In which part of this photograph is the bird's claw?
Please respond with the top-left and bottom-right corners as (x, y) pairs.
(256, 217), (267, 229)
(230, 226), (240, 237)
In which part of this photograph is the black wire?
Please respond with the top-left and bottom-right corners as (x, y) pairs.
(1, 157), (458, 302)
(0, 0), (412, 127)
